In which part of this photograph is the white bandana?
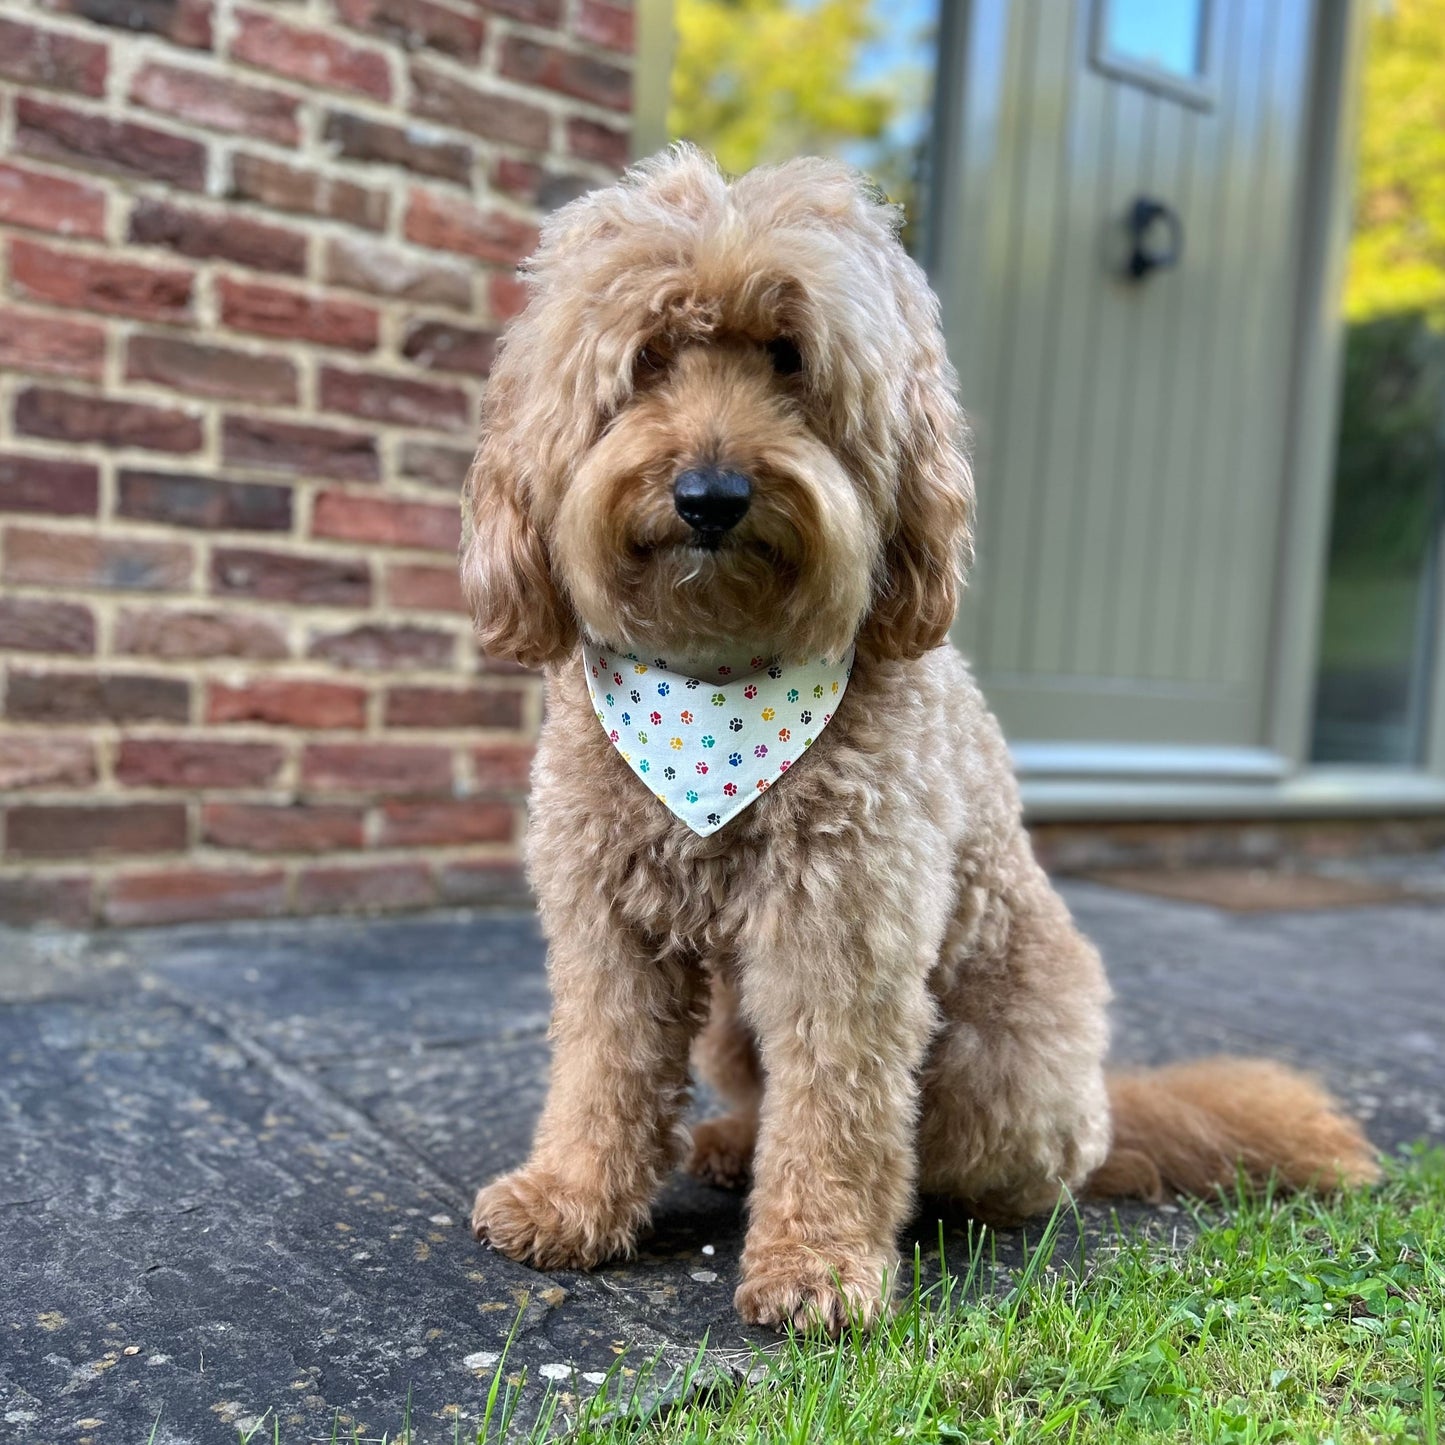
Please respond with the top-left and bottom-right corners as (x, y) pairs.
(582, 641), (855, 835)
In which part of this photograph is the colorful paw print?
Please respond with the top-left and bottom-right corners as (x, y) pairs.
(670, 737), (683, 750)
(695, 761), (708, 774)
(701, 735), (715, 748)
(711, 692), (726, 706)
(717, 665), (732, 675)
(657, 682), (670, 697)
(728, 752), (742, 766)
(630, 689), (641, 703)
(756, 778), (769, 791)
(814, 685), (825, 698)
(621, 711), (631, 725)
(779, 759), (791, 772)
(832, 682), (839, 693)
(723, 782), (737, 797)
(800, 710), (812, 724)
(778, 727), (790, 741)
(767, 665), (783, 679)
(744, 685), (758, 700)
(685, 678), (700, 689)
(613, 672), (622, 685)
(608, 729), (619, 742)
(729, 718), (743, 732)
(639, 759), (650, 773)
(634, 663), (648, 674)
(754, 744), (768, 758)
(760, 707), (775, 721)
(663, 765), (676, 780)
(650, 711), (662, 725)
(685, 789), (699, 803)
(605, 693), (615, 706)
(786, 688), (800, 702)
(707, 812), (720, 826)
(680, 710), (693, 724)
(750, 656), (765, 668)
(637, 731), (648, 744)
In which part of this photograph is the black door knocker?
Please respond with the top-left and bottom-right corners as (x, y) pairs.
(1125, 196), (1183, 280)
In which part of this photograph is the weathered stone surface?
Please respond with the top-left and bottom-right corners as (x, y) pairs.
(1, 878), (1441, 1441)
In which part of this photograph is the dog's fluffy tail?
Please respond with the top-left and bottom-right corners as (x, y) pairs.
(1086, 1057), (1381, 1202)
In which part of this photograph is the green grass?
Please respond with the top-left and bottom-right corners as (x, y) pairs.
(243, 1144), (1445, 1445)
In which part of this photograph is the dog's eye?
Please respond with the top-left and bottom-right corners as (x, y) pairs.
(634, 344), (667, 379)
(765, 337), (803, 376)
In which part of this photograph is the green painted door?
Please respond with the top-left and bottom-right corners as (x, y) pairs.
(936, 0), (1320, 772)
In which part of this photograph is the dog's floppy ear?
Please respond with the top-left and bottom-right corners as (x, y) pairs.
(460, 333), (577, 669)
(860, 258), (974, 660)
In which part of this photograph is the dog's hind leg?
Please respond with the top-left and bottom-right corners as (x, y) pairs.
(687, 971), (761, 1189)
(472, 923), (708, 1270)
(917, 857), (1113, 1224)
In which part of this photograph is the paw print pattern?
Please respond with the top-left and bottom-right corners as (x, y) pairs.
(583, 643), (853, 836)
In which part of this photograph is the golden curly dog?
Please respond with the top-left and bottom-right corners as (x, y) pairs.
(461, 145), (1378, 1334)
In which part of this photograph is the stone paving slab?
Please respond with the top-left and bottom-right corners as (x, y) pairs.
(2, 876), (1443, 1442)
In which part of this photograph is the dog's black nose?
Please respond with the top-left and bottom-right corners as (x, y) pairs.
(673, 467), (752, 537)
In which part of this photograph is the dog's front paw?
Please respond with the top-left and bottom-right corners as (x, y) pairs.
(471, 1167), (639, 1271)
(685, 1113), (756, 1190)
(734, 1244), (895, 1335)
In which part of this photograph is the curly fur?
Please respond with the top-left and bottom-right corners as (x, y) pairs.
(462, 145), (1380, 1335)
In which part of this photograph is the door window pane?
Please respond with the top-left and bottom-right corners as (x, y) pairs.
(1101, 0), (1206, 80)
(1312, 0), (1445, 765)
(665, 0), (943, 256)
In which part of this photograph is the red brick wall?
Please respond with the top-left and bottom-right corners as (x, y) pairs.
(0, 0), (633, 927)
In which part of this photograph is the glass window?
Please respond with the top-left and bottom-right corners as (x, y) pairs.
(1099, 0), (1207, 81)
(665, 0), (944, 256)
(1312, 0), (1445, 765)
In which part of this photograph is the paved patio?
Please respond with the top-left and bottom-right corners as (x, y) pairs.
(2, 866), (1443, 1443)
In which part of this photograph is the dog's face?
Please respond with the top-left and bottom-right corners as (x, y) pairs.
(462, 146), (973, 669)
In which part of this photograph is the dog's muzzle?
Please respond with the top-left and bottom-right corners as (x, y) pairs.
(673, 466), (752, 544)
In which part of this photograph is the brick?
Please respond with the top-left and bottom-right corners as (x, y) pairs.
(125, 334), (299, 405)
(0, 597), (95, 654)
(295, 860), (433, 913)
(10, 238), (195, 322)
(104, 867), (287, 926)
(202, 802), (365, 854)
(574, 0), (633, 52)
(233, 9), (392, 99)
(15, 97), (207, 191)
(0, 161), (106, 238)
(222, 415), (379, 482)
(385, 561), (466, 612)
(301, 742), (452, 794)
(115, 606), (289, 660)
(0, 735), (95, 790)
(207, 677), (366, 729)
(130, 61), (300, 146)
(335, 0), (484, 60)
(386, 685), (526, 730)
(566, 115), (628, 168)
(117, 737), (284, 789)
(323, 111), (472, 185)
(471, 743), (534, 793)
(4, 526), (193, 593)
(491, 156), (593, 211)
(211, 547), (371, 607)
(324, 234), (471, 309)
(501, 36), (629, 111)
(5, 670), (190, 724)
(5, 802), (187, 858)
(378, 797), (513, 847)
(312, 490), (461, 550)
(0, 454), (98, 516)
(230, 152), (388, 232)
(0, 874), (92, 927)
(117, 469), (293, 532)
(45, 0), (214, 51)
(0, 16), (108, 96)
(15, 386), (203, 453)
(129, 197), (306, 275)
(308, 622), (456, 671)
(398, 440), (472, 490)
(0, 307), (105, 381)
(488, 269), (529, 322)
(318, 367), (469, 432)
(479, 0), (560, 24)
(218, 278), (379, 352)
(402, 319), (497, 376)
(435, 857), (528, 905)
(409, 63), (550, 148)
